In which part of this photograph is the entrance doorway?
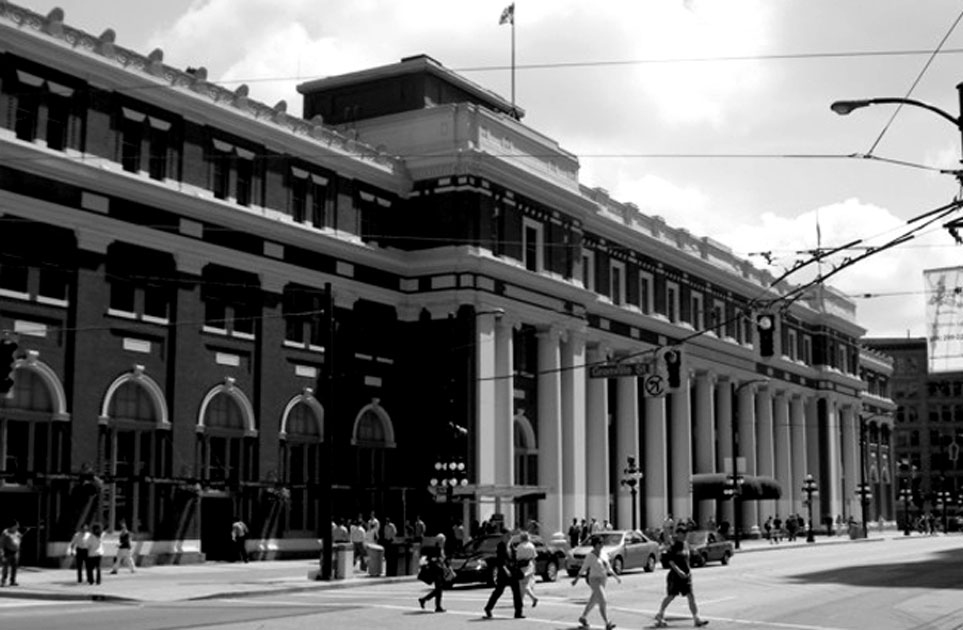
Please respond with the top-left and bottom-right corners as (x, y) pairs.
(199, 496), (234, 561)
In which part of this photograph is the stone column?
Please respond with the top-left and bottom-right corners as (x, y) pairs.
(823, 397), (842, 526)
(715, 377), (734, 528)
(494, 316), (516, 526)
(755, 385), (775, 521)
(693, 371), (716, 527)
(840, 405), (859, 522)
(644, 395), (667, 530)
(537, 327), (564, 535)
(737, 382), (758, 534)
(773, 390), (792, 518)
(670, 372), (693, 523)
(475, 312), (498, 495)
(805, 396), (822, 524)
(789, 394), (807, 516)
(615, 363), (640, 529)
(562, 333), (587, 529)
(585, 344), (610, 526)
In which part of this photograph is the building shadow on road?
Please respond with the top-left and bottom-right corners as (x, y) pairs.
(786, 546), (963, 590)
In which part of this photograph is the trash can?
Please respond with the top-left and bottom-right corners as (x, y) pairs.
(366, 543), (385, 576)
(334, 542), (353, 579)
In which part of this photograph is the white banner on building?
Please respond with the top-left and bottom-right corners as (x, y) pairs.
(925, 266), (963, 373)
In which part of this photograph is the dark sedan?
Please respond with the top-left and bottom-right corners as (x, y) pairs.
(448, 533), (566, 585)
(686, 530), (734, 567)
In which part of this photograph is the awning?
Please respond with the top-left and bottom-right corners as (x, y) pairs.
(691, 473), (782, 500)
(430, 484), (547, 501)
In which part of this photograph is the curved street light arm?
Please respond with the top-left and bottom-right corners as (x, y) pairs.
(831, 97), (961, 130)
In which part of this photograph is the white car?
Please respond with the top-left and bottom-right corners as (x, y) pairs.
(566, 530), (661, 576)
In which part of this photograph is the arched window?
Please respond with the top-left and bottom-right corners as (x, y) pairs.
(280, 397), (323, 533)
(350, 402), (395, 508)
(201, 392), (256, 485)
(0, 362), (69, 482)
(101, 375), (170, 533)
(513, 414), (537, 486)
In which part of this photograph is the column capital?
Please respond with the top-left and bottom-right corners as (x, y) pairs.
(695, 369), (717, 385)
(536, 324), (567, 343)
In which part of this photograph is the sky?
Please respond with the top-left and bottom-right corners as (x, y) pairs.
(26, 0), (963, 340)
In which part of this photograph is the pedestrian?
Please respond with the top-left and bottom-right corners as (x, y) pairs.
(653, 526), (709, 628)
(662, 513), (675, 543)
(569, 518), (582, 548)
(571, 535), (621, 629)
(383, 518), (398, 544)
(85, 523), (104, 585)
(367, 511), (380, 539)
(764, 516), (773, 543)
(453, 520), (466, 552)
(414, 515), (427, 542)
(772, 515), (782, 544)
(417, 533), (450, 612)
(350, 519), (366, 570)
(231, 516), (249, 563)
(1, 521), (22, 587)
(110, 520), (135, 574)
(513, 531), (539, 608)
(483, 540), (523, 619)
(68, 524), (90, 584)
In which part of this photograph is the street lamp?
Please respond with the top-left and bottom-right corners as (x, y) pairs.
(430, 459), (468, 504)
(802, 474), (818, 543)
(620, 456), (643, 531)
(831, 86), (963, 190)
(855, 414), (873, 539)
(935, 478), (952, 534)
(898, 476), (915, 536)
(722, 471), (745, 549)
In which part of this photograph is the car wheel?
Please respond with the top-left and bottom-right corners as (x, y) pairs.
(700, 552), (709, 567)
(644, 555), (656, 573)
(612, 556), (624, 575)
(543, 560), (558, 582)
(721, 551), (731, 565)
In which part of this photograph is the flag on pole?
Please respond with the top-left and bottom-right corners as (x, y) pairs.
(499, 3), (515, 25)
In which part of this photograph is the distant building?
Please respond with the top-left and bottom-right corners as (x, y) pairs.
(0, 3), (892, 566)
(863, 338), (963, 529)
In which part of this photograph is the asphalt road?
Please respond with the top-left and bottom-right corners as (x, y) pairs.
(2, 536), (961, 630)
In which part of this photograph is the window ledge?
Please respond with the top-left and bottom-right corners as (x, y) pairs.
(0, 288), (31, 301)
(36, 295), (69, 308)
(107, 308), (138, 320)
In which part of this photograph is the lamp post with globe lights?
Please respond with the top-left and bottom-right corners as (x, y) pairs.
(620, 456), (643, 531)
(802, 474), (818, 543)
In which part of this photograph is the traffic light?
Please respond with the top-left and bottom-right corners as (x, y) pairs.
(756, 313), (775, 358)
(658, 346), (683, 390)
(0, 337), (18, 395)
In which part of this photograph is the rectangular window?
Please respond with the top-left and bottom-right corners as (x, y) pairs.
(14, 91), (40, 142)
(666, 281), (680, 323)
(787, 328), (798, 360)
(523, 219), (543, 273)
(802, 335), (813, 364)
(711, 299), (724, 336)
(212, 150), (230, 200)
(147, 126), (169, 181)
(639, 271), (653, 314)
(582, 251), (595, 292)
(143, 288), (169, 321)
(121, 117), (144, 173)
(0, 261), (29, 295)
(691, 291), (704, 330)
(110, 279), (137, 314)
(610, 260), (626, 306)
(291, 177), (307, 223)
(204, 299), (228, 331)
(235, 158), (253, 207)
(311, 182), (326, 228)
(37, 268), (68, 302)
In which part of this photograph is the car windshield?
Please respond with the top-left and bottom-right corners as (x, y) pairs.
(462, 537), (501, 555)
(686, 532), (708, 545)
(596, 533), (624, 546)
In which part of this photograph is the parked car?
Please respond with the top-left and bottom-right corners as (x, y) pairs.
(448, 533), (567, 585)
(567, 530), (660, 576)
(685, 529), (734, 567)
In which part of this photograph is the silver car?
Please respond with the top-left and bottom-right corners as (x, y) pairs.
(566, 530), (661, 576)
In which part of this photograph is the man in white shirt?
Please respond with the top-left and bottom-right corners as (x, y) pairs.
(513, 532), (538, 609)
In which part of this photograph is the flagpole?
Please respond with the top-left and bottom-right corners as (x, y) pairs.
(511, 9), (516, 114)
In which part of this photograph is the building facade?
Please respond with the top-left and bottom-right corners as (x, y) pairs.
(864, 338), (963, 530)
(0, 3), (894, 566)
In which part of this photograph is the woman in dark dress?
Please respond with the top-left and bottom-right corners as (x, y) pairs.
(417, 533), (449, 612)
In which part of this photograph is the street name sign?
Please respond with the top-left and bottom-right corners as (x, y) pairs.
(588, 362), (648, 378)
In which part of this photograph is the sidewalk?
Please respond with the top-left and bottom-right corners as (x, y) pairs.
(0, 529), (930, 603)
(0, 558), (412, 603)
